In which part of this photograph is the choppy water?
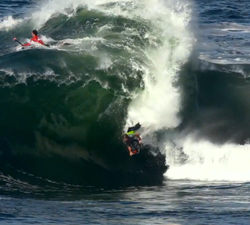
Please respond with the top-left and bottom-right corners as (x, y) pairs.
(0, 0), (250, 224)
(1, 181), (250, 225)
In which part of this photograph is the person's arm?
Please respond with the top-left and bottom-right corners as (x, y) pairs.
(135, 133), (141, 141)
(38, 39), (45, 45)
(22, 38), (32, 47)
(128, 146), (133, 156)
(22, 43), (31, 46)
(135, 133), (142, 143)
(39, 39), (50, 47)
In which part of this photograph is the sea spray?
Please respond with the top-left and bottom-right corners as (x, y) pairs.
(125, 0), (194, 131)
(166, 136), (250, 181)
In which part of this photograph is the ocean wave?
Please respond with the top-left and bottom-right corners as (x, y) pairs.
(2, 0), (250, 186)
(0, 0), (177, 186)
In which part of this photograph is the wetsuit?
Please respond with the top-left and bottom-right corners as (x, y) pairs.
(23, 35), (45, 46)
(125, 131), (140, 154)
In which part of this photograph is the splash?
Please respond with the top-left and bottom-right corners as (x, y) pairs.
(0, 16), (22, 31)
(32, 0), (132, 28)
(125, 0), (194, 131)
(31, 0), (194, 132)
(165, 137), (250, 182)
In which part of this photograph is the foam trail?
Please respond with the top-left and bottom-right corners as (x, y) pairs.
(126, 0), (194, 131)
(165, 137), (250, 182)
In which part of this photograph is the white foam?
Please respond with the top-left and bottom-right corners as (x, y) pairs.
(32, 0), (132, 29)
(0, 16), (22, 31)
(0, 68), (58, 87)
(125, 0), (194, 131)
(20, 0), (250, 183)
(165, 137), (250, 182)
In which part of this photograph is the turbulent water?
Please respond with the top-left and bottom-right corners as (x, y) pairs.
(0, 0), (250, 224)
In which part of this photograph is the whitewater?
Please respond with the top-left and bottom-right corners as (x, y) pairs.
(0, 0), (250, 184)
(1, 0), (250, 224)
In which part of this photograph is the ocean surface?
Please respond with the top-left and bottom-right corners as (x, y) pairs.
(0, 0), (250, 224)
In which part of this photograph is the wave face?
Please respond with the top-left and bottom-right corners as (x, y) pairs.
(0, 0), (195, 186)
(3, 0), (250, 187)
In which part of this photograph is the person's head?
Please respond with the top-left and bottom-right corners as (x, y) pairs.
(32, 30), (38, 37)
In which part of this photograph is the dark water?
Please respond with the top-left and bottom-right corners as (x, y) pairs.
(1, 181), (250, 225)
(0, 0), (250, 224)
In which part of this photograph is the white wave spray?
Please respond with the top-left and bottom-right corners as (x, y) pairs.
(165, 137), (250, 182)
(125, 0), (194, 131)
(0, 16), (22, 31)
(32, 0), (195, 131)
(10, 0), (247, 183)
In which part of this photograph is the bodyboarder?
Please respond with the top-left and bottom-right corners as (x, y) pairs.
(14, 30), (49, 47)
(123, 123), (142, 156)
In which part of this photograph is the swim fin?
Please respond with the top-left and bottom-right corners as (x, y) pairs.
(127, 123), (141, 132)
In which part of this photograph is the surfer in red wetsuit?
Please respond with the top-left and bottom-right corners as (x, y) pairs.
(21, 30), (48, 47)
